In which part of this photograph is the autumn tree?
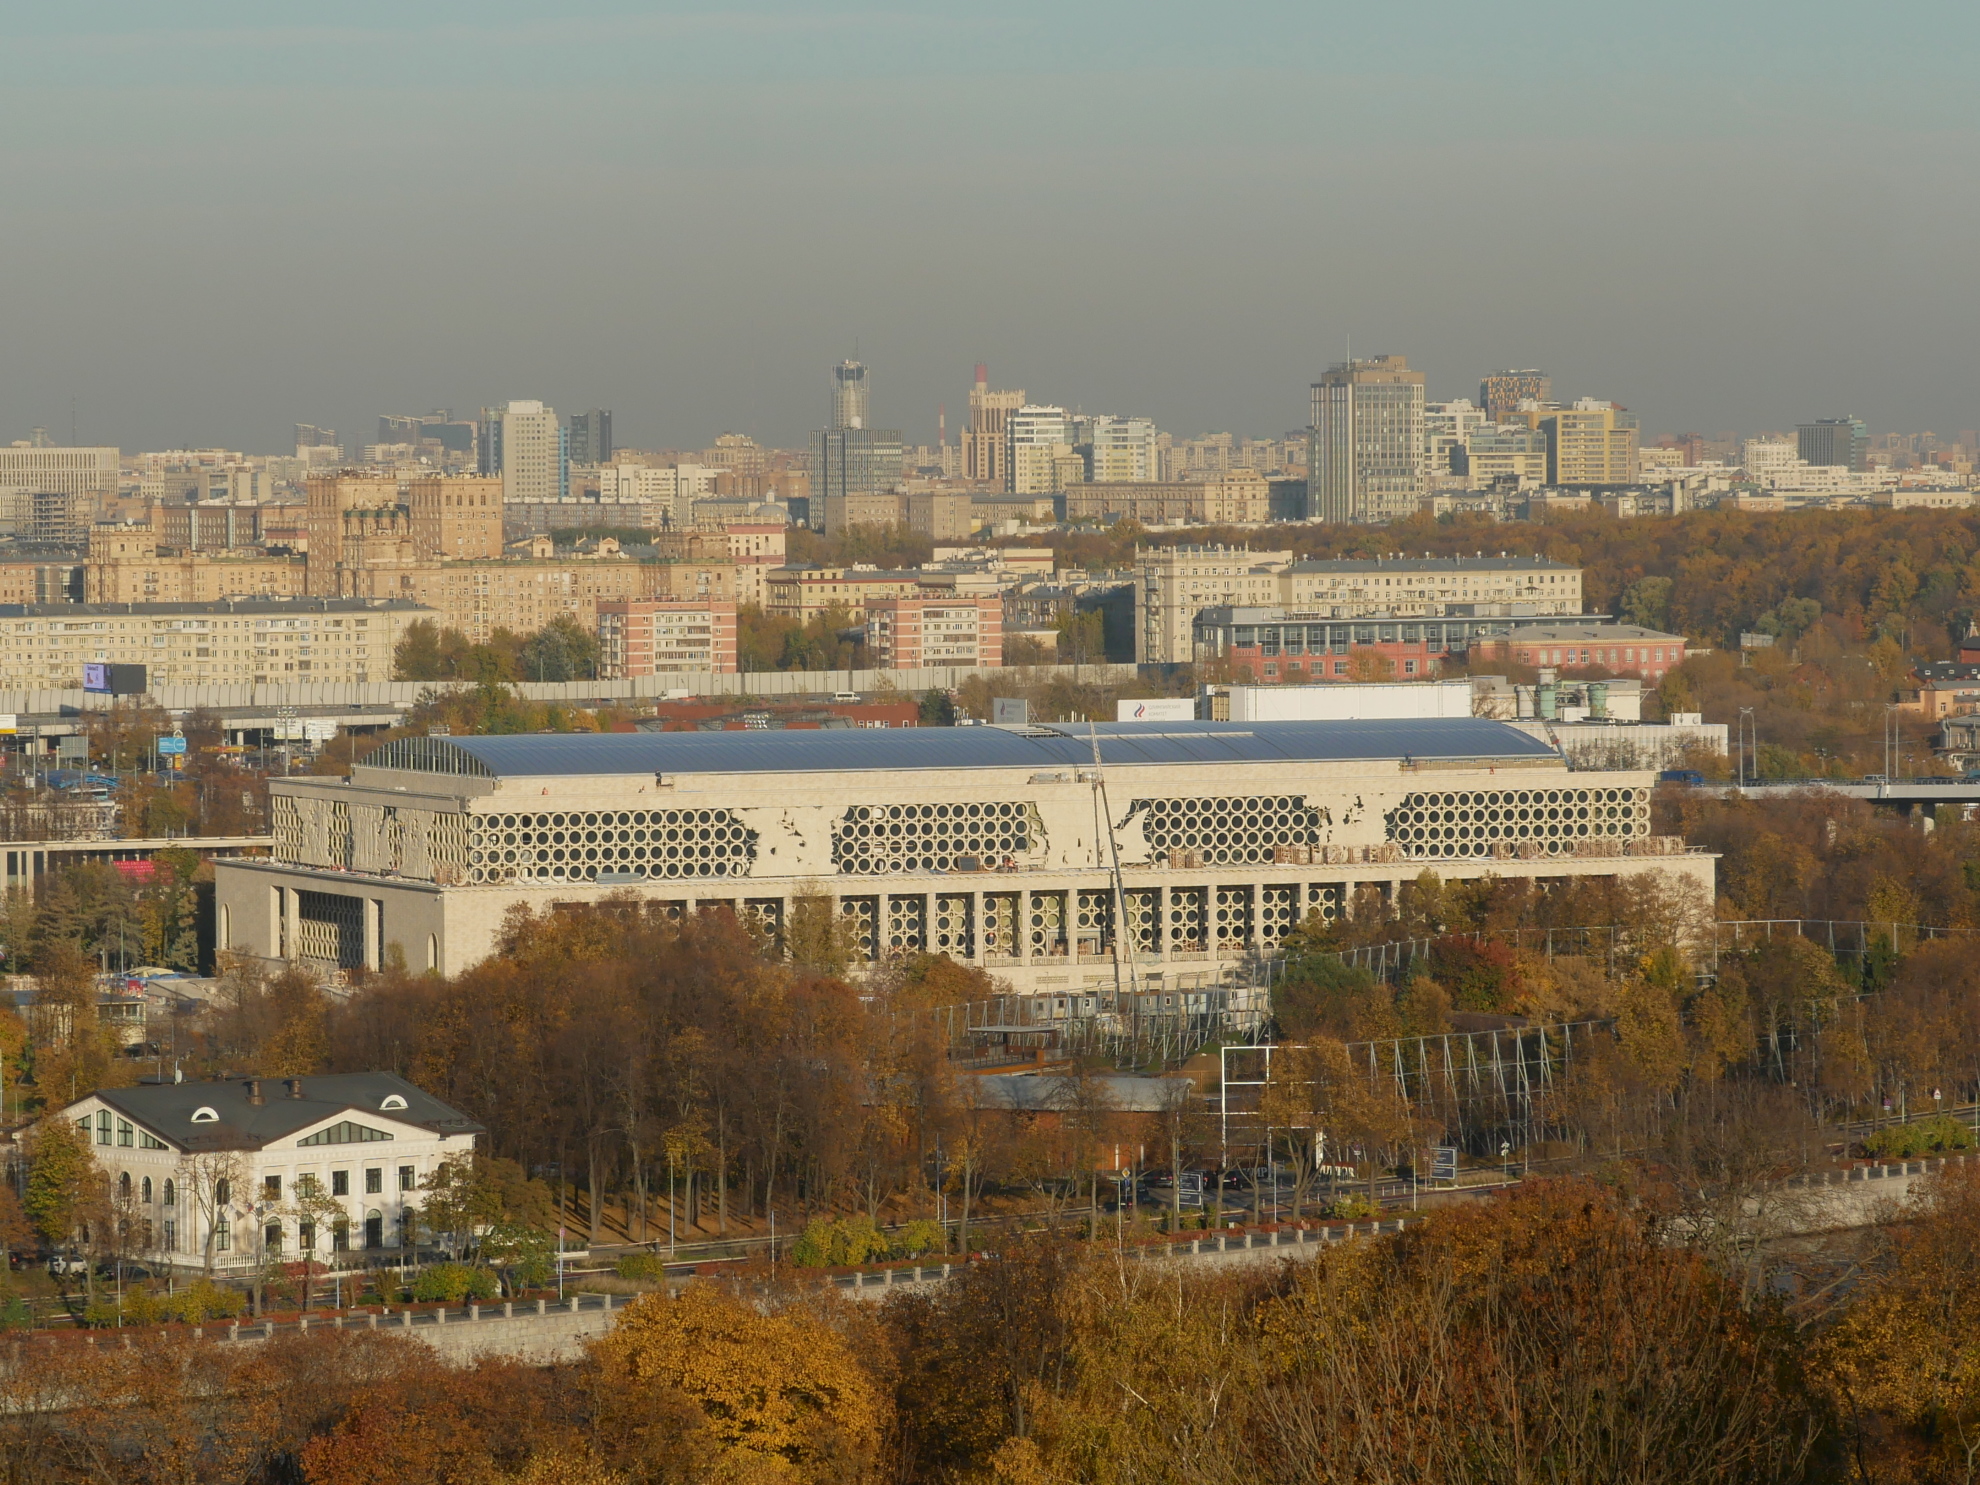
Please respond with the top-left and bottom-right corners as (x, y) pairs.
(24, 1114), (106, 1288)
(588, 1284), (887, 1482)
(888, 1231), (1083, 1478)
(0, 1178), (33, 1258)
(1814, 1164), (1980, 1482)
(1233, 1181), (1825, 1483)
(29, 938), (123, 1106)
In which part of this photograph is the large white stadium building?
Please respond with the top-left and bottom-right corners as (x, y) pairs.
(215, 721), (1711, 994)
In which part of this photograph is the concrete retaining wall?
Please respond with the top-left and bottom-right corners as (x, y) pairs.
(0, 663), (1142, 717)
(31, 1162), (1960, 1371)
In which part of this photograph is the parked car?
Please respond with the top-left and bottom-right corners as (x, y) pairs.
(47, 1252), (89, 1277)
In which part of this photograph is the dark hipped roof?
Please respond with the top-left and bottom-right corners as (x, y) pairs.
(90, 1071), (481, 1153)
(356, 718), (1557, 780)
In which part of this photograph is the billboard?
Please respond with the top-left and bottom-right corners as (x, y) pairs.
(1115, 697), (1196, 722)
(82, 663), (148, 696)
(991, 697), (1030, 726)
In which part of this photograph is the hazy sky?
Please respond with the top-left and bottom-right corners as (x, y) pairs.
(4, 1), (1978, 454)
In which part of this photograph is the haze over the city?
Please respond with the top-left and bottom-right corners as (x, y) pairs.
(3, 0), (1977, 450)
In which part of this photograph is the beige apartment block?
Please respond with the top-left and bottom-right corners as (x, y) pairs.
(1529, 403), (1639, 486)
(765, 565), (927, 622)
(407, 476), (504, 561)
(864, 594), (1003, 669)
(1135, 546), (1585, 663)
(597, 599), (738, 676)
(85, 547), (304, 605)
(1134, 546), (1296, 663)
(715, 524), (786, 609)
(1278, 555), (1582, 615)
(214, 722), (1711, 991)
(0, 598), (433, 690)
(344, 558), (735, 645)
(823, 491), (906, 535)
(0, 559), (82, 605)
(1067, 472), (1269, 526)
(303, 475), (401, 594)
(908, 491), (975, 541)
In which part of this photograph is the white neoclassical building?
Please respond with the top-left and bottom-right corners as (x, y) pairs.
(58, 1072), (481, 1274)
(210, 721), (1712, 1028)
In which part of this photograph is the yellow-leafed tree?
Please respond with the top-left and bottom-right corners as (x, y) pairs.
(587, 1284), (886, 1483)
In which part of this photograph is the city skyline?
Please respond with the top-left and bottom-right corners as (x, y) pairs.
(2, 2), (1977, 451)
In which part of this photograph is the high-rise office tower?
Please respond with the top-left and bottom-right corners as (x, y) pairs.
(813, 360), (902, 531)
(964, 364), (1025, 487)
(1008, 405), (1072, 495)
(1479, 369), (1552, 425)
(501, 400), (567, 503)
(477, 405), (506, 476)
(1798, 417), (1868, 472)
(1528, 399), (1639, 486)
(295, 424), (338, 452)
(1308, 355), (1427, 524)
(424, 417), (476, 455)
(1086, 416), (1159, 482)
(1424, 399), (1486, 477)
(565, 409), (613, 467)
(833, 361), (870, 430)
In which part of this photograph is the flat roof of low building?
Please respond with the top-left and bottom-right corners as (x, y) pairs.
(1195, 606), (1614, 626)
(1483, 624), (1686, 644)
(353, 718), (1561, 780)
(0, 598), (432, 618)
(1287, 556), (1577, 574)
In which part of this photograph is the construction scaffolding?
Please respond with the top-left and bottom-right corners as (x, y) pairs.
(1220, 1019), (1613, 1157)
(934, 969), (1272, 1068)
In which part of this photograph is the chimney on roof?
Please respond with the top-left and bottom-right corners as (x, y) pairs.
(286, 1078), (304, 1099)
(245, 1079), (263, 1106)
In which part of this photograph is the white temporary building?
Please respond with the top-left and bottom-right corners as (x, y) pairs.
(1223, 681), (1475, 723)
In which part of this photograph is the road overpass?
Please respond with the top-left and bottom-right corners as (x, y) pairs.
(1732, 778), (1980, 812)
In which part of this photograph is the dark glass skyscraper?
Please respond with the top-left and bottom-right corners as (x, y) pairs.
(565, 409), (613, 466)
(1798, 417), (1868, 472)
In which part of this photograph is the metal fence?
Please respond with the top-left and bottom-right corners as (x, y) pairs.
(1311, 919), (1980, 985)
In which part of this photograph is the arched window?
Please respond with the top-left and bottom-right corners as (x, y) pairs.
(119, 1172), (132, 1201)
(163, 1179), (176, 1208)
(215, 1178), (230, 1205)
(141, 1176), (153, 1203)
